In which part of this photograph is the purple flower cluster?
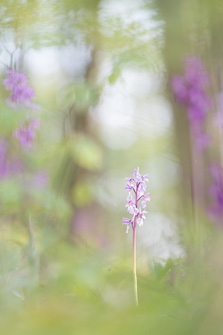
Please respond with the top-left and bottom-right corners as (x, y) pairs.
(3, 68), (36, 109)
(171, 57), (211, 153)
(14, 119), (40, 150)
(3, 68), (40, 149)
(208, 164), (223, 225)
(122, 168), (150, 233)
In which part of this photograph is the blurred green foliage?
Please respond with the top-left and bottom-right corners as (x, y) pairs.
(60, 83), (99, 111)
(0, 230), (222, 335)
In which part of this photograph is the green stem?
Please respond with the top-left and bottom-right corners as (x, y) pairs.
(133, 222), (138, 306)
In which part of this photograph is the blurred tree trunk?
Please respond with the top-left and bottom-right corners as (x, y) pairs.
(70, 48), (103, 246)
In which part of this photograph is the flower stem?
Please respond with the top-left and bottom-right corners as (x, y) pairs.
(133, 222), (138, 306)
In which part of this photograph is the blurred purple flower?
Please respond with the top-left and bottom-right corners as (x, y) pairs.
(122, 168), (150, 233)
(3, 68), (41, 148)
(3, 69), (27, 90)
(14, 118), (40, 149)
(184, 57), (209, 87)
(191, 124), (212, 153)
(171, 56), (211, 153)
(208, 164), (223, 225)
(171, 75), (188, 103)
(3, 68), (37, 109)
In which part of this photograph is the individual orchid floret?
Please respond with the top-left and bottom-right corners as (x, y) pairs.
(125, 181), (134, 191)
(125, 194), (137, 215)
(122, 218), (133, 233)
(137, 208), (147, 226)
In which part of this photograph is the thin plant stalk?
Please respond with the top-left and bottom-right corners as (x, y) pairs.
(133, 219), (138, 306)
(122, 168), (150, 307)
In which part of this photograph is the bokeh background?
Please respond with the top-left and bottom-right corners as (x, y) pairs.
(0, 0), (223, 334)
